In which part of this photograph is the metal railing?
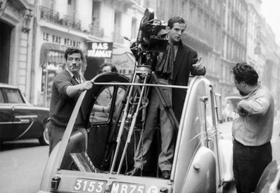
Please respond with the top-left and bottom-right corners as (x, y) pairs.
(39, 6), (81, 32)
(39, 6), (104, 38)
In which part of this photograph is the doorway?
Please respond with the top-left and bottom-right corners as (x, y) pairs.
(0, 21), (12, 83)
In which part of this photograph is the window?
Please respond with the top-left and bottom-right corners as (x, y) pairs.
(92, 1), (101, 26)
(89, 86), (126, 124)
(4, 89), (24, 104)
(114, 11), (122, 43)
(0, 90), (4, 103)
(67, 0), (76, 20)
(131, 18), (137, 40)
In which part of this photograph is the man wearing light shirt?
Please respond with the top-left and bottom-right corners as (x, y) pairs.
(47, 48), (93, 154)
(231, 62), (274, 193)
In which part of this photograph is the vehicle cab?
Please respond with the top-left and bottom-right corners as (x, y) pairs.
(38, 73), (234, 193)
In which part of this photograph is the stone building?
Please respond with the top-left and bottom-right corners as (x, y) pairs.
(246, 0), (280, 110)
(220, 0), (248, 96)
(0, 0), (34, 99)
(260, 19), (280, 110)
(245, 0), (264, 75)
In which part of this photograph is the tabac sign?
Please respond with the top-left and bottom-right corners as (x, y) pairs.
(87, 42), (113, 58)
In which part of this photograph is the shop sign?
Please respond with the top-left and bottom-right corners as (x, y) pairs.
(87, 42), (113, 58)
(43, 32), (82, 48)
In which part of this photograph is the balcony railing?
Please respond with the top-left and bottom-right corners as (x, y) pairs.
(40, 6), (82, 32)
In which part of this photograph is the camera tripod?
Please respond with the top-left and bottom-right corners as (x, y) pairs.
(94, 64), (190, 174)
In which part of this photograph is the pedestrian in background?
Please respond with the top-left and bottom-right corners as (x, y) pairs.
(90, 63), (124, 122)
(47, 48), (93, 154)
(232, 62), (274, 193)
(98, 62), (118, 73)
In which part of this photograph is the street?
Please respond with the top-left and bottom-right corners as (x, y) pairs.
(0, 121), (279, 193)
(0, 140), (48, 193)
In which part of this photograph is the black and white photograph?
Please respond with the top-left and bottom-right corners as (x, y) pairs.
(0, 0), (280, 193)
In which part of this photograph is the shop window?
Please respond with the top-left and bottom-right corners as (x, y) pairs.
(41, 50), (65, 107)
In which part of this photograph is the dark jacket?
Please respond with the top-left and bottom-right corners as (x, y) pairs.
(172, 42), (206, 121)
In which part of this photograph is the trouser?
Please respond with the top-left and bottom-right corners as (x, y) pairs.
(134, 80), (174, 171)
(47, 121), (66, 155)
(233, 139), (272, 193)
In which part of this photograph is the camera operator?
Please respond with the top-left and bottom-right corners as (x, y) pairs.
(128, 16), (206, 179)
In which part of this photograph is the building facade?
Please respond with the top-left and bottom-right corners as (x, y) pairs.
(246, 0), (280, 111)
(220, 0), (248, 97)
(0, 0), (34, 99)
(245, 0), (264, 76)
(260, 19), (280, 110)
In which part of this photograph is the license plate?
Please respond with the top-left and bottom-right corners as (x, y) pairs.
(110, 182), (145, 193)
(73, 178), (106, 193)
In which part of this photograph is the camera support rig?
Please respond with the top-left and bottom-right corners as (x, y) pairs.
(94, 65), (184, 174)
(93, 9), (186, 175)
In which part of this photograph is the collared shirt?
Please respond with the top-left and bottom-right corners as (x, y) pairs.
(232, 85), (274, 146)
(65, 68), (84, 83)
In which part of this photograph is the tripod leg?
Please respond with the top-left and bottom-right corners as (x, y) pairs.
(109, 73), (137, 173)
(116, 74), (149, 174)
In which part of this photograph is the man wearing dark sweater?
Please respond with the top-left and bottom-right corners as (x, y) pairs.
(47, 48), (92, 154)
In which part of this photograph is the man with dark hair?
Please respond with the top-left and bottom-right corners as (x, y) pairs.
(47, 48), (93, 154)
(232, 62), (274, 193)
(128, 16), (205, 179)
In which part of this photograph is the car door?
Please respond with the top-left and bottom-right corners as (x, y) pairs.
(3, 88), (36, 140)
(0, 88), (15, 140)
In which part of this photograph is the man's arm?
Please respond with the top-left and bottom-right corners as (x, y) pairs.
(66, 81), (93, 97)
(190, 52), (206, 76)
(237, 96), (270, 116)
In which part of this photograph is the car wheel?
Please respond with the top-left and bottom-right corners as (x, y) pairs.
(39, 125), (49, 145)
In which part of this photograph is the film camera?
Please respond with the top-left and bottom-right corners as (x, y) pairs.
(131, 8), (168, 66)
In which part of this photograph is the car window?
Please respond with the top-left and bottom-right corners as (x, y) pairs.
(89, 86), (125, 123)
(4, 88), (25, 103)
